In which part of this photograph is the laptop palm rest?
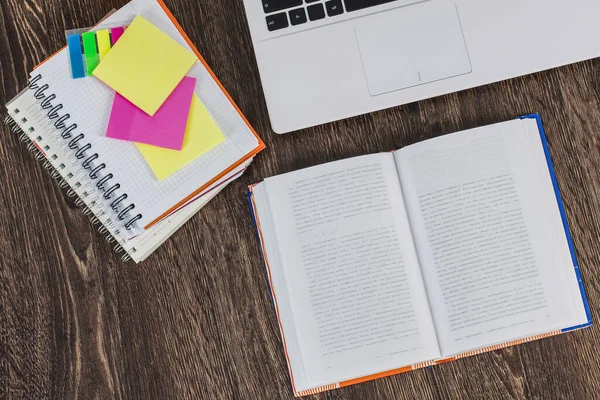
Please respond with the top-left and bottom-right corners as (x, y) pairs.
(354, 2), (472, 96)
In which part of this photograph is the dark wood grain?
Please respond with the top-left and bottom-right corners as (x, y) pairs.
(1, 0), (600, 399)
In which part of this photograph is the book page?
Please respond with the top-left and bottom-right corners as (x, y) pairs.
(263, 153), (440, 387)
(395, 119), (588, 356)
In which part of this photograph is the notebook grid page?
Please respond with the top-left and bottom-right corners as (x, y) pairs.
(31, 0), (259, 227)
(33, 52), (246, 223)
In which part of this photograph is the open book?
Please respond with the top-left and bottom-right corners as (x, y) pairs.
(247, 115), (591, 397)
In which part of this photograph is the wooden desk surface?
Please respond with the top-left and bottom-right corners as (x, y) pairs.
(1, 0), (600, 398)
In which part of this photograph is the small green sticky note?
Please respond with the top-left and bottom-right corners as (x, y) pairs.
(81, 32), (99, 75)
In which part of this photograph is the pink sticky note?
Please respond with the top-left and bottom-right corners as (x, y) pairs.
(105, 76), (196, 150)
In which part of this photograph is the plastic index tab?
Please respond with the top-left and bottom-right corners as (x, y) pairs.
(67, 34), (86, 79)
(96, 29), (111, 61)
(81, 31), (99, 75)
(110, 27), (125, 44)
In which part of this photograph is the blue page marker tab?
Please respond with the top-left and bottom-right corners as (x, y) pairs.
(67, 34), (86, 79)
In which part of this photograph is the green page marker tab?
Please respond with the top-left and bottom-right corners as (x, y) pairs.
(81, 32), (99, 75)
(96, 29), (111, 61)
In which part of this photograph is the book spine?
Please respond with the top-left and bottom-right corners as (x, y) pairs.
(4, 113), (135, 262)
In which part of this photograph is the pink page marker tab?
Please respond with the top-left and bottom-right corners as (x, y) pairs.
(106, 76), (196, 150)
(110, 27), (125, 44)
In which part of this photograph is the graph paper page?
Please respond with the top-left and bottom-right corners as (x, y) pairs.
(33, 0), (260, 229)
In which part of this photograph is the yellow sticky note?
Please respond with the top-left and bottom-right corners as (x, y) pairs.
(96, 29), (111, 61)
(136, 95), (226, 181)
(93, 16), (196, 116)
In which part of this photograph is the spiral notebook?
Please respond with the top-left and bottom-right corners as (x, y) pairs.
(4, 0), (265, 261)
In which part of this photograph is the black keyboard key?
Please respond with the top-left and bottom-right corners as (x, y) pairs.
(306, 0), (319, 2)
(343, 0), (397, 12)
(307, 3), (326, 21)
(289, 8), (308, 25)
(325, 0), (344, 16)
(263, 0), (302, 14)
(266, 12), (289, 31)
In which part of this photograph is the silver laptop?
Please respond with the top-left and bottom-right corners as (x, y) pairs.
(242, 0), (600, 133)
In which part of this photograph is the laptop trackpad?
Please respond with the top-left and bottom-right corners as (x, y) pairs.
(355, 2), (472, 96)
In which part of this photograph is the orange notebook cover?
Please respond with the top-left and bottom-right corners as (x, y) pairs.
(246, 115), (591, 397)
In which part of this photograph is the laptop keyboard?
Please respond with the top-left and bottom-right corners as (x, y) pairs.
(264, 0), (399, 31)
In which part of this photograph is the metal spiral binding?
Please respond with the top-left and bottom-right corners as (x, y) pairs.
(5, 113), (133, 262)
(27, 74), (143, 231)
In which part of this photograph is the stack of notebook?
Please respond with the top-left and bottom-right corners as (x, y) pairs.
(4, 0), (265, 262)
